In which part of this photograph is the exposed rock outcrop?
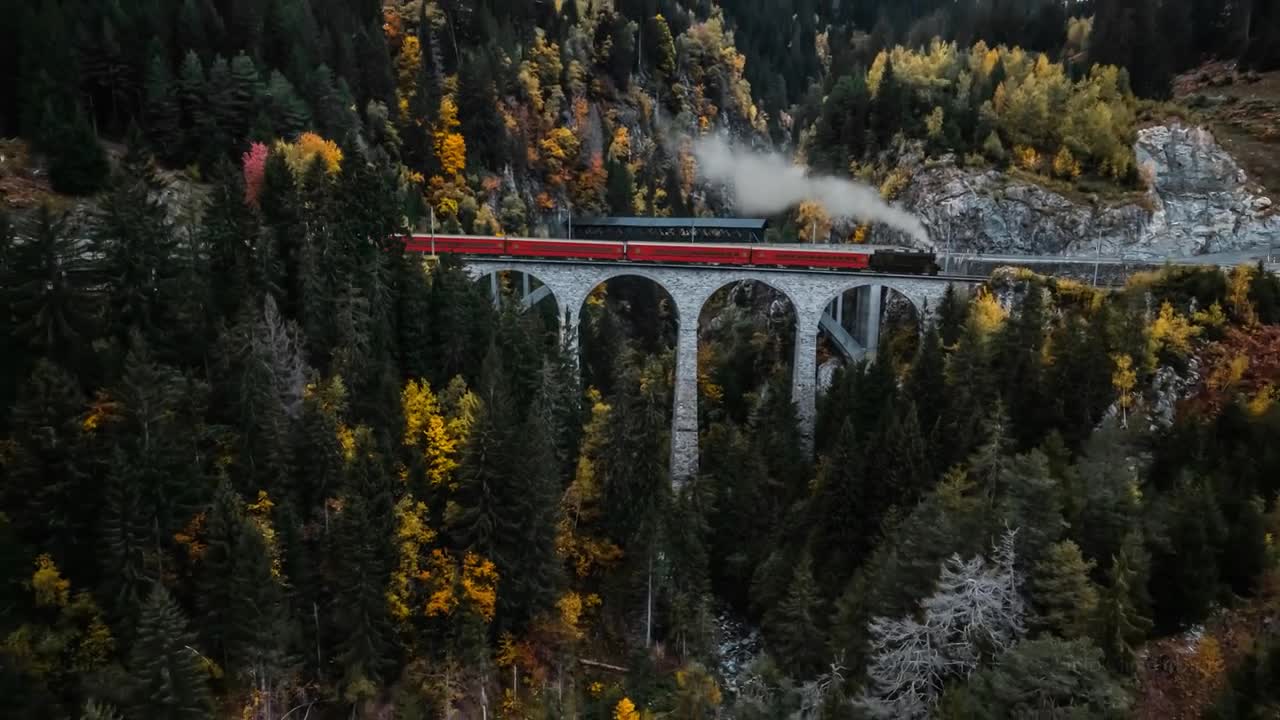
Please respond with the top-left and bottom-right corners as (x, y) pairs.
(896, 123), (1279, 259)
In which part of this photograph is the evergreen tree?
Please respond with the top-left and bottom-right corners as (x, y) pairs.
(7, 205), (97, 371)
(128, 584), (213, 720)
(456, 51), (505, 172)
(936, 283), (968, 348)
(807, 419), (876, 598)
(451, 346), (561, 627)
(92, 149), (180, 355)
(144, 53), (182, 162)
(606, 158), (636, 215)
(199, 480), (287, 681)
(4, 361), (93, 577)
(906, 322), (947, 440)
(764, 553), (825, 678)
(1030, 540), (1099, 640)
(46, 106), (110, 196)
(993, 283), (1048, 449)
(1097, 530), (1153, 674)
(333, 428), (395, 687)
(870, 56), (908, 149)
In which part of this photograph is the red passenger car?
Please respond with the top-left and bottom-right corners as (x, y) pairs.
(507, 238), (625, 261)
(626, 242), (753, 265)
(406, 234), (507, 255)
(751, 247), (872, 270)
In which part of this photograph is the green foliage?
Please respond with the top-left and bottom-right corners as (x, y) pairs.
(1030, 540), (1100, 640)
(941, 637), (1131, 718)
(128, 585), (212, 720)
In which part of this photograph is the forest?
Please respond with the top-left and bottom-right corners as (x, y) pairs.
(3, 0), (1280, 719)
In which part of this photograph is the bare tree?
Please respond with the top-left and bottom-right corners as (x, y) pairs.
(859, 528), (1026, 719)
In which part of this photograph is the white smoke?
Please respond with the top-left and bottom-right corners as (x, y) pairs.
(690, 135), (933, 249)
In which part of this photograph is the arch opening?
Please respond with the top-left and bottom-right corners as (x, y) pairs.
(471, 270), (562, 331)
(576, 274), (678, 400)
(817, 284), (923, 380)
(696, 280), (798, 429)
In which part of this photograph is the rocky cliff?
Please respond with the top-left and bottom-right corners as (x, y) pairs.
(897, 123), (1279, 259)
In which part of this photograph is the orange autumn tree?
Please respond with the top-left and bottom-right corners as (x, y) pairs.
(276, 132), (343, 177)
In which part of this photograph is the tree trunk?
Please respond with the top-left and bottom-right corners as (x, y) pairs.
(645, 548), (654, 648)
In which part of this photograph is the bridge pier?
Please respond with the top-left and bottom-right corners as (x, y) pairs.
(671, 316), (700, 485)
(792, 308), (824, 455)
(864, 284), (882, 360)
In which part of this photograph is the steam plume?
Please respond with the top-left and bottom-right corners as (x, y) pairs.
(690, 135), (932, 249)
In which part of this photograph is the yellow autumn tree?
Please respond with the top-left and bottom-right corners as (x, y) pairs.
(246, 491), (282, 579)
(797, 201), (832, 243)
(276, 132), (343, 177)
(32, 555), (70, 608)
(970, 286), (1008, 336)
(1148, 301), (1201, 361)
(614, 697), (641, 720)
(1227, 263), (1259, 326)
(1053, 146), (1082, 179)
(1112, 353), (1137, 428)
(401, 380), (458, 487)
(387, 496), (436, 632)
(395, 35), (422, 122)
(558, 392), (623, 578)
(419, 548), (499, 623)
(434, 96), (467, 177)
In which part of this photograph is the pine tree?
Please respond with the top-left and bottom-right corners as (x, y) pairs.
(4, 361), (93, 576)
(936, 283), (968, 348)
(177, 50), (211, 163)
(765, 553), (825, 678)
(47, 105), (109, 196)
(456, 51), (505, 172)
(264, 70), (311, 139)
(807, 419), (876, 598)
(128, 584), (213, 720)
(8, 205), (97, 371)
(994, 283), (1048, 449)
(334, 427), (395, 687)
(906, 322), (947, 440)
(1030, 540), (1099, 639)
(93, 149), (180, 355)
(144, 53), (182, 162)
(1097, 531), (1153, 674)
(199, 480), (288, 692)
(606, 158), (636, 215)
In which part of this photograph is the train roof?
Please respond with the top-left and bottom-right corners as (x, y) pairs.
(575, 217), (768, 230)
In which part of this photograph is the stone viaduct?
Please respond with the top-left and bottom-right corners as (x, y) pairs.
(465, 259), (973, 483)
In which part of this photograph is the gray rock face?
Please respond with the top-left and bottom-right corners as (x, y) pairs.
(897, 123), (1280, 259)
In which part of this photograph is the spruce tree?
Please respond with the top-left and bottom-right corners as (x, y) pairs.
(994, 283), (1048, 449)
(936, 283), (968, 348)
(1030, 540), (1099, 640)
(92, 148), (179, 355)
(764, 553), (825, 678)
(144, 53), (182, 162)
(177, 50), (211, 163)
(128, 584), (213, 720)
(8, 205), (97, 371)
(1097, 531), (1153, 674)
(334, 428), (395, 686)
(807, 419), (875, 599)
(906, 322), (947, 439)
(264, 70), (310, 139)
(4, 361), (93, 577)
(46, 105), (109, 196)
(199, 480), (288, 690)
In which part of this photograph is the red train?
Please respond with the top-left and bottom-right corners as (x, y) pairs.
(403, 234), (939, 275)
